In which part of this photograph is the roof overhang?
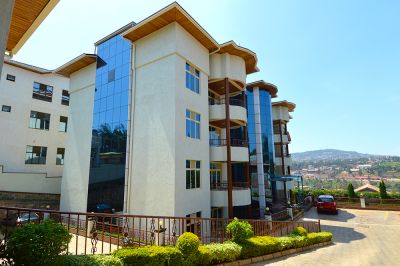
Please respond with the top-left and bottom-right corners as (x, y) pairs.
(247, 80), (278, 97)
(122, 2), (219, 52)
(54, 54), (97, 77)
(7, 0), (59, 54)
(4, 59), (50, 74)
(218, 41), (259, 74)
(272, 100), (296, 112)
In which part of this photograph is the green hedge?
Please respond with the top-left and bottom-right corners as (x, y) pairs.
(59, 255), (123, 266)
(239, 236), (281, 259)
(301, 189), (400, 199)
(112, 246), (182, 266)
(203, 242), (241, 264)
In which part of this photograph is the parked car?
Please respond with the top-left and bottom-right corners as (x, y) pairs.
(2, 212), (40, 226)
(316, 195), (338, 214)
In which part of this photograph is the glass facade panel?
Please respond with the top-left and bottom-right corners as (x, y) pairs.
(246, 89), (276, 204)
(88, 35), (131, 212)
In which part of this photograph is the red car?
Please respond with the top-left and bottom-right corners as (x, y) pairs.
(316, 195), (338, 214)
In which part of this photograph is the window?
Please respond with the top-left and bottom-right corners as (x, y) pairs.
(210, 163), (222, 189)
(108, 69), (115, 82)
(32, 82), (53, 102)
(211, 207), (223, 218)
(6, 74), (15, 82)
(29, 111), (50, 130)
(56, 148), (65, 165)
(185, 63), (200, 93)
(186, 160), (200, 189)
(61, 90), (70, 106)
(186, 110), (200, 139)
(25, 146), (47, 164)
(59, 116), (68, 132)
(1, 105), (11, 112)
(209, 126), (221, 145)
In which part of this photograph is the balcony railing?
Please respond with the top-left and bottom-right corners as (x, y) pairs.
(210, 181), (249, 190)
(0, 206), (320, 255)
(208, 98), (245, 107)
(209, 139), (248, 147)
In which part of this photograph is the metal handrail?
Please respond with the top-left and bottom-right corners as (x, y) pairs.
(209, 139), (248, 147)
(210, 181), (249, 190)
(209, 98), (245, 107)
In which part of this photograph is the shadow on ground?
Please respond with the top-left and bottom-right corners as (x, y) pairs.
(305, 208), (356, 223)
(321, 224), (365, 243)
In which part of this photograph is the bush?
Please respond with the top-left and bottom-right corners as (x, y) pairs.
(379, 180), (389, 199)
(239, 236), (281, 259)
(176, 232), (200, 256)
(112, 246), (182, 266)
(226, 218), (254, 243)
(59, 255), (123, 266)
(6, 219), (72, 266)
(203, 242), (241, 264)
(307, 232), (333, 245)
(291, 226), (308, 237)
(277, 236), (296, 250)
(182, 246), (211, 266)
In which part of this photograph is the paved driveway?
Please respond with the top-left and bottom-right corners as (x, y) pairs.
(252, 208), (400, 266)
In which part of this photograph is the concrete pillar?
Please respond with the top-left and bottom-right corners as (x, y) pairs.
(0, 0), (14, 77)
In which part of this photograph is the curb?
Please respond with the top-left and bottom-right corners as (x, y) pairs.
(217, 240), (333, 266)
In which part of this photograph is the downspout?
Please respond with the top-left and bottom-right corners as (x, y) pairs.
(123, 41), (136, 214)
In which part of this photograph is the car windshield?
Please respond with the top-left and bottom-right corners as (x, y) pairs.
(20, 213), (38, 219)
(319, 197), (334, 202)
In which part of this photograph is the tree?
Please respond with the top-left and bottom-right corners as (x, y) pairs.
(379, 180), (388, 199)
(347, 183), (356, 198)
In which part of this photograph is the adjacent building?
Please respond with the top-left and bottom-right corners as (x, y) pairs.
(0, 59), (68, 208)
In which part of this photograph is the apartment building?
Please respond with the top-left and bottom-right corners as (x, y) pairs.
(272, 101), (296, 203)
(0, 60), (69, 206)
(59, 3), (257, 219)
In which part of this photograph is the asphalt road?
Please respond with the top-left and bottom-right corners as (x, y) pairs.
(252, 208), (400, 266)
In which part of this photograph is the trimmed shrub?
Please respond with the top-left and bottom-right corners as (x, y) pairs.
(59, 255), (123, 266)
(176, 232), (200, 256)
(277, 236), (296, 250)
(291, 226), (308, 237)
(226, 218), (254, 243)
(112, 246), (182, 266)
(307, 232), (333, 245)
(203, 242), (241, 264)
(239, 236), (281, 259)
(287, 236), (308, 248)
(6, 219), (72, 266)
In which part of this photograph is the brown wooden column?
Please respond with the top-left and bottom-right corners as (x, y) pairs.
(243, 91), (251, 218)
(278, 120), (287, 204)
(225, 78), (233, 219)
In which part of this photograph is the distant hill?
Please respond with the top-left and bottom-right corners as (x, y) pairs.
(291, 149), (385, 162)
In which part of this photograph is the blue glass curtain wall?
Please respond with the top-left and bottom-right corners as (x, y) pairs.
(87, 35), (131, 212)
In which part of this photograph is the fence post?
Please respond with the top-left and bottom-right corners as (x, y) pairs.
(318, 219), (321, 232)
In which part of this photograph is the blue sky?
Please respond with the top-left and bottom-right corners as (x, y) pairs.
(13, 0), (400, 155)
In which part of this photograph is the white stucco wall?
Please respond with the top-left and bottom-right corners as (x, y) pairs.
(60, 63), (96, 212)
(209, 53), (246, 85)
(0, 63), (69, 177)
(211, 188), (251, 207)
(272, 106), (290, 121)
(209, 104), (247, 123)
(0, 165), (61, 194)
(129, 22), (211, 218)
(210, 146), (249, 162)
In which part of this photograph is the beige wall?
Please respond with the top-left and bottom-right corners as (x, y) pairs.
(0, 165), (61, 194)
(0, 63), (69, 177)
(60, 63), (96, 212)
(209, 53), (246, 84)
(129, 22), (211, 218)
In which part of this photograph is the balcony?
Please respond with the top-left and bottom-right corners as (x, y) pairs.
(273, 134), (289, 143)
(210, 182), (251, 207)
(274, 155), (292, 166)
(209, 99), (247, 127)
(209, 139), (249, 162)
